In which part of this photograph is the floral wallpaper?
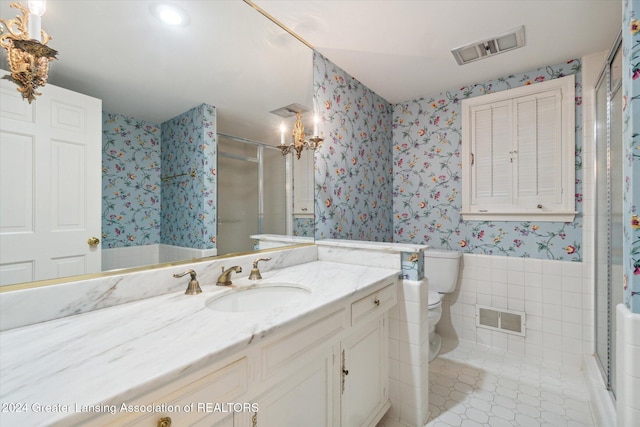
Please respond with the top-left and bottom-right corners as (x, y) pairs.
(623, 0), (640, 313)
(293, 217), (314, 237)
(102, 113), (162, 248)
(161, 104), (217, 250)
(313, 52), (394, 241)
(392, 61), (583, 261)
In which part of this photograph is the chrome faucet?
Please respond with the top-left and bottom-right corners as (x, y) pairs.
(173, 269), (202, 295)
(216, 266), (242, 286)
(249, 257), (271, 280)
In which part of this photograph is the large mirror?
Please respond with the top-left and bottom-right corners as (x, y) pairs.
(0, 0), (315, 287)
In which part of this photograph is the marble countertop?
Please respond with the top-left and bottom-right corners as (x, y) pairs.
(0, 261), (399, 426)
(316, 239), (429, 252)
(249, 234), (314, 243)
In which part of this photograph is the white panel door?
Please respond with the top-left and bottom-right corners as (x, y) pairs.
(0, 71), (102, 286)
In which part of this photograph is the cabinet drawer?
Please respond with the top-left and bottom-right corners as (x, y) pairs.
(351, 282), (397, 325)
(114, 357), (248, 426)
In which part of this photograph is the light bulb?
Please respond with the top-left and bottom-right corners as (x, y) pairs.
(28, 0), (46, 16)
(280, 122), (286, 145)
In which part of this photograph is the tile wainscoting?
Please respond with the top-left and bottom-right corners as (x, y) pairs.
(438, 254), (592, 368)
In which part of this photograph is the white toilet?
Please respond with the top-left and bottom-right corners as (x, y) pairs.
(424, 249), (462, 362)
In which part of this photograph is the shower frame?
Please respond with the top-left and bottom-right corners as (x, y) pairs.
(593, 31), (623, 396)
(216, 133), (292, 255)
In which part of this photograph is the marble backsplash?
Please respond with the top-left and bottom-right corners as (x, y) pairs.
(0, 245), (318, 332)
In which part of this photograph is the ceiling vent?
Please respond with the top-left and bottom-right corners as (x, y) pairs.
(270, 103), (309, 118)
(451, 26), (525, 65)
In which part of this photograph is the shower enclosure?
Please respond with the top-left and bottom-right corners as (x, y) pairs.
(594, 33), (623, 396)
(216, 134), (289, 255)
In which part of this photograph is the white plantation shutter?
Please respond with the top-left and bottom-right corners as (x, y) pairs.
(472, 101), (512, 207)
(515, 90), (563, 208)
(461, 75), (575, 222)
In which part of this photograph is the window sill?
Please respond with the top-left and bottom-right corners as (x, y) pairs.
(461, 211), (577, 222)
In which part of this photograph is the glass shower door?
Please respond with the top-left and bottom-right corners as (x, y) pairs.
(217, 138), (259, 255)
(594, 73), (608, 382)
(609, 67), (623, 395)
(594, 36), (623, 395)
(216, 135), (287, 255)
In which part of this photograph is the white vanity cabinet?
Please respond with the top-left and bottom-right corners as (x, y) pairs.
(240, 283), (396, 427)
(40, 279), (397, 427)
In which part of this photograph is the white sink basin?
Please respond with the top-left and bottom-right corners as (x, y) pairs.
(205, 284), (311, 312)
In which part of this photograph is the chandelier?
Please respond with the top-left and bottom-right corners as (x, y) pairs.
(279, 112), (323, 159)
(0, 1), (57, 103)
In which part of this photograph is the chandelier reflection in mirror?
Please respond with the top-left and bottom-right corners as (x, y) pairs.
(278, 111), (323, 159)
(0, 1), (57, 103)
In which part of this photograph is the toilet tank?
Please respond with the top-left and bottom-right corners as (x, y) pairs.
(424, 249), (462, 293)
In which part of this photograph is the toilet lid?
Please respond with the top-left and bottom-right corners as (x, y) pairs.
(428, 290), (441, 306)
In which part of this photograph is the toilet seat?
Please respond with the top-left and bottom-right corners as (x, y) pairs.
(428, 290), (441, 307)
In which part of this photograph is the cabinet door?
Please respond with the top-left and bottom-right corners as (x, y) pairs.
(292, 149), (314, 217)
(341, 316), (389, 427)
(240, 348), (337, 427)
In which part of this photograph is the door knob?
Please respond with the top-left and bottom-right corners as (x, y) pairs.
(87, 237), (100, 247)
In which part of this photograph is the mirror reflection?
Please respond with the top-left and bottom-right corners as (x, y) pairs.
(0, 0), (314, 287)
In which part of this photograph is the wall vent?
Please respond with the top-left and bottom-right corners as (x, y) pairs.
(476, 305), (526, 337)
(451, 26), (525, 65)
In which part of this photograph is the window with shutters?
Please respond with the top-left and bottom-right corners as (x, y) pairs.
(461, 75), (576, 222)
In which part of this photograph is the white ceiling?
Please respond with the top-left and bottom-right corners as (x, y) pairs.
(0, 0), (313, 145)
(1, 1), (622, 144)
(255, 0), (622, 102)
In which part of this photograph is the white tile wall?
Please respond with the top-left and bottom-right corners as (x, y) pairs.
(387, 279), (430, 426)
(616, 304), (640, 426)
(438, 254), (593, 368)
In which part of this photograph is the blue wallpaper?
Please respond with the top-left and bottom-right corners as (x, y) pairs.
(392, 61), (584, 261)
(293, 217), (314, 237)
(161, 104), (217, 250)
(313, 52), (394, 241)
(623, 0), (640, 312)
(102, 113), (162, 248)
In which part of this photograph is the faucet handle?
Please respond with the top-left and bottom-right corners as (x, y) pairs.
(173, 269), (202, 295)
(249, 257), (271, 280)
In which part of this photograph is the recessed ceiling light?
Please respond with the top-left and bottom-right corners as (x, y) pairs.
(151, 2), (189, 26)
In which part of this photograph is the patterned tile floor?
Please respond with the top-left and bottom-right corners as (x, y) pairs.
(425, 340), (595, 427)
